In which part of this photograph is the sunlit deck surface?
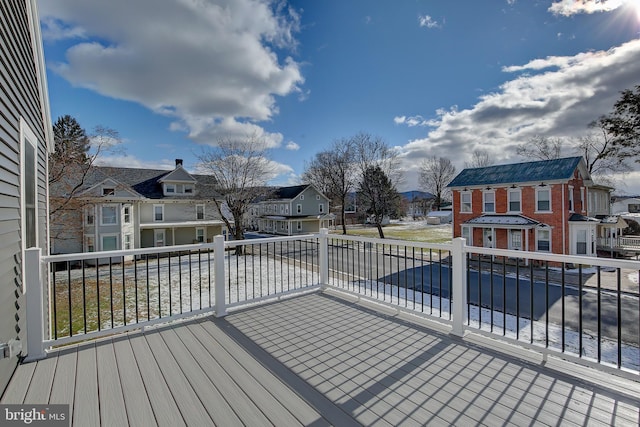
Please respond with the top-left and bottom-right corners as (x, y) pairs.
(2, 292), (640, 426)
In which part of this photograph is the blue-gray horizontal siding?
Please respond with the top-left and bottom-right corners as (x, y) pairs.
(0, 0), (49, 394)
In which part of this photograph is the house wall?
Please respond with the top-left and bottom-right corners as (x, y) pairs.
(139, 201), (219, 223)
(0, 0), (51, 393)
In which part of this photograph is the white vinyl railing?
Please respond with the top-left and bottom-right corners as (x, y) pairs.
(24, 230), (640, 378)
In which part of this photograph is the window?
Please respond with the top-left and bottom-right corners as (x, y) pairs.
(124, 234), (132, 250)
(154, 205), (164, 221)
(86, 210), (95, 226)
(576, 229), (587, 255)
(196, 204), (205, 220)
(536, 188), (551, 212)
(101, 235), (118, 251)
(483, 191), (495, 213)
(102, 187), (115, 196)
(319, 203), (325, 214)
(461, 227), (471, 245)
(281, 222), (285, 230)
(281, 205), (285, 214)
(86, 236), (95, 252)
(508, 189), (521, 212)
(176, 184), (184, 193)
(20, 118), (37, 249)
(537, 229), (550, 252)
(300, 195), (304, 200)
(297, 204), (302, 214)
(184, 185), (193, 194)
(165, 184), (175, 194)
(483, 228), (493, 248)
(629, 204), (640, 213)
(316, 195), (320, 200)
(196, 228), (204, 243)
(123, 205), (131, 223)
(101, 205), (118, 225)
(461, 192), (472, 213)
(297, 221), (302, 231)
(510, 230), (522, 250)
(568, 186), (574, 212)
(580, 187), (585, 212)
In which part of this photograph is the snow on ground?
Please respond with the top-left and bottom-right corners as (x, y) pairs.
(54, 251), (638, 372)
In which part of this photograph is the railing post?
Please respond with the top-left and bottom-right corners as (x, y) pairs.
(319, 228), (329, 290)
(214, 235), (227, 317)
(24, 247), (46, 361)
(450, 237), (467, 337)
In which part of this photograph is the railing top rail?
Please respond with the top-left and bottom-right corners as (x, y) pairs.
(43, 242), (216, 263)
(225, 234), (317, 247)
(324, 232), (453, 251)
(464, 244), (640, 269)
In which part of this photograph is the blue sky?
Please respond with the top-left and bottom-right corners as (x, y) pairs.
(38, 0), (640, 193)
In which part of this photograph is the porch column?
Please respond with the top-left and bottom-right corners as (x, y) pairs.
(24, 247), (46, 361)
(451, 237), (467, 337)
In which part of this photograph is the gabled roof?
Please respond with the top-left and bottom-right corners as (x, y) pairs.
(448, 156), (585, 188)
(158, 166), (196, 183)
(51, 166), (220, 200)
(272, 184), (310, 200)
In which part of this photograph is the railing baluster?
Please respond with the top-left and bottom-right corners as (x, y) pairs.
(561, 262), (566, 353)
(122, 256), (126, 326)
(97, 260), (101, 331)
(529, 261), (534, 344)
(168, 253), (172, 316)
(516, 259), (520, 341)
(490, 255), (494, 333)
(134, 255), (139, 323)
(617, 268), (622, 368)
(82, 260), (87, 335)
(157, 254), (161, 318)
(66, 262), (72, 337)
(145, 254), (150, 321)
(579, 264), (583, 357)
(545, 261), (549, 348)
(109, 258), (114, 328)
(597, 266), (601, 363)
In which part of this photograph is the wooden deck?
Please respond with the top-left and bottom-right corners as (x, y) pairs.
(2, 291), (640, 426)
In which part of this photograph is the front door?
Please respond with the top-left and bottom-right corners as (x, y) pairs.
(154, 229), (165, 247)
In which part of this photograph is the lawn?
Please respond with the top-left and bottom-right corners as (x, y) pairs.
(334, 222), (453, 243)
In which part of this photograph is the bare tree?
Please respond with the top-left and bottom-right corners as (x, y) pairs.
(49, 117), (123, 245)
(302, 138), (356, 234)
(573, 121), (631, 187)
(351, 132), (402, 186)
(196, 136), (271, 251)
(516, 135), (563, 161)
(464, 149), (493, 168)
(419, 156), (456, 211)
(350, 132), (402, 237)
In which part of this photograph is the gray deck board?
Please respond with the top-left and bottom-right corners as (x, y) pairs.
(143, 330), (214, 426)
(2, 292), (639, 426)
(48, 347), (77, 422)
(111, 336), (158, 427)
(23, 356), (56, 404)
(95, 341), (129, 427)
(127, 333), (184, 427)
(174, 322), (272, 426)
(72, 342), (99, 427)
(158, 327), (242, 426)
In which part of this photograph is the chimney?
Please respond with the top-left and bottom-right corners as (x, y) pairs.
(175, 159), (183, 167)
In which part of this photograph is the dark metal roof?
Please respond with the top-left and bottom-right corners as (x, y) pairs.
(568, 213), (599, 222)
(448, 156), (583, 188)
(271, 184), (309, 200)
(54, 166), (220, 200)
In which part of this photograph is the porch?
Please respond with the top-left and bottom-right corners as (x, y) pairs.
(3, 292), (639, 426)
(3, 231), (640, 425)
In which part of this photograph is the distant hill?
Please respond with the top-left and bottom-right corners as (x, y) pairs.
(400, 190), (434, 201)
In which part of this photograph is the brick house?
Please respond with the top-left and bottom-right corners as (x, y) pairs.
(447, 157), (615, 257)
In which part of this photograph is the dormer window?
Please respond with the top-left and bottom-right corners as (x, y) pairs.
(102, 187), (115, 196)
(165, 184), (175, 194)
(184, 185), (194, 194)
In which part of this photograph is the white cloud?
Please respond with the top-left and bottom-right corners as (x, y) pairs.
(548, 0), (628, 16)
(418, 15), (442, 29)
(394, 115), (432, 127)
(38, 0), (304, 146)
(397, 39), (640, 193)
(94, 155), (175, 170)
(285, 141), (300, 151)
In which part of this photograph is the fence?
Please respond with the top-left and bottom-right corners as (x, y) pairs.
(25, 230), (640, 377)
